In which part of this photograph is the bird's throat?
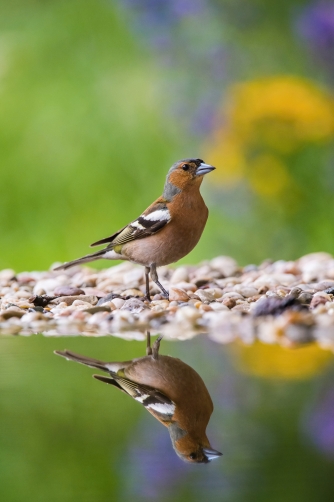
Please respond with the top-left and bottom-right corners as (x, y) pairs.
(163, 180), (181, 201)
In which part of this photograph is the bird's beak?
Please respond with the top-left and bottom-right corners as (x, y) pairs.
(196, 162), (215, 176)
(203, 447), (223, 461)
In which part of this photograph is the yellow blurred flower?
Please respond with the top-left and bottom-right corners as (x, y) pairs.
(233, 342), (333, 380)
(208, 76), (334, 194)
(248, 154), (291, 198)
(229, 76), (334, 147)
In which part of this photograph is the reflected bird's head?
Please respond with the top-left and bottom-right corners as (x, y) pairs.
(169, 423), (222, 464)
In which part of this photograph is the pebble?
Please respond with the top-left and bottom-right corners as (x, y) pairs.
(52, 295), (98, 306)
(0, 254), (333, 351)
(121, 288), (144, 298)
(110, 297), (125, 309)
(33, 279), (66, 296)
(169, 287), (190, 302)
(170, 267), (189, 284)
(195, 289), (216, 302)
(54, 286), (85, 297)
(210, 256), (238, 277)
(234, 286), (258, 298)
(121, 298), (148, 313)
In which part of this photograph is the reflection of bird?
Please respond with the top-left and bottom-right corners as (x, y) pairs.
(54, 158), (215, 300)
(55, 335), (222, 464)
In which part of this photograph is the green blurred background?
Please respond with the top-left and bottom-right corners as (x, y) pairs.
(1, 1), (334, 500)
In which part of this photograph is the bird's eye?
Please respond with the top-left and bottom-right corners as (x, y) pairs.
(189, 452), (197, 460)
(182, 164), (190, 171)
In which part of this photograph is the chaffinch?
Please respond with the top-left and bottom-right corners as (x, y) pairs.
(54, 158), (215, 300)
(55, 335), (222, 464)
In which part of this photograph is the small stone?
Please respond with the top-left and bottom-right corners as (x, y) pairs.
(313, 291), (332, 300)
(1, 308), (25, 319)
(310, 296), (328, 310)
(168, 287), (190, 302)
(297, 292), (313, 304)
(29, 295), (56, 307)
(210, 256), (238, 277)
(313, 280), (334, 291)
(253, 275), (280, 289)
(199, 304), (213, 312)
(121, 298), (148, 313)
(222, 292), (243, 299)
(195, 289), (216, 302)
(33, 279), (66, 296)
(174, 281), (197, 292)
(97, 293), (121, 306)
(222, 297), (237, 309)
(84, 306), (112, 314)
(121, 288), (144, 297)
(170, 267), (189, 284)
(54, 286), (85, 297)
(72, 300), (96, 308)
(52, 295), (98, 306)
(210, 302), (229, 311)
(236, 286), (259, 298)
(82, 287), (107, 297)
(232, 303), (250, 313)
(111, 298), (125, 309)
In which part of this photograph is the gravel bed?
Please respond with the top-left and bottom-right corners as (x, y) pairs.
(1, 253), (334, 350)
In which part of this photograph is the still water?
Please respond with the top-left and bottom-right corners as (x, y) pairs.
(0, 335), (333, 501)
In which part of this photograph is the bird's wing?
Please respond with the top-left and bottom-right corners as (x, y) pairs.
(90, 200), (171, 248)
(93, 373), (175, 423)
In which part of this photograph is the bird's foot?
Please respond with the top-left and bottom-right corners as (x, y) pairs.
(155, 281), (169, 300)
(146, 330), (152, 356)
(152, 334), (164, 360)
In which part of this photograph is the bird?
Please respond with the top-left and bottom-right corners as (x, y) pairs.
(54, 158), (215, 300)
(54, 334), (222, 464)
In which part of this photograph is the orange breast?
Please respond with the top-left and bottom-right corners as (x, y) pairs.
(121, 190), (208, 266)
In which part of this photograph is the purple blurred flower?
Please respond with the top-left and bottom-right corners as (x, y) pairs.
(303, 386), (334, 458)
(295, 1), (334, 77)
(115, 0), (227, 136)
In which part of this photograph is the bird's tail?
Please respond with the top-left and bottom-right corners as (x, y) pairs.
(53, 249), (106, 271)
(54, 350), (109, 372)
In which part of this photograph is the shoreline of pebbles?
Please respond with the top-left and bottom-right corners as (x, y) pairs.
(1, 253), (334, 350)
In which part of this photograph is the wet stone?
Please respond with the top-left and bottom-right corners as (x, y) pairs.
(54, 286), (85, 297)
(169, 287), (190, 302)
(51, 295), (98, 306)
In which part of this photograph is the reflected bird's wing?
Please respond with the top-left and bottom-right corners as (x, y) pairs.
(93, 373), (175, 424)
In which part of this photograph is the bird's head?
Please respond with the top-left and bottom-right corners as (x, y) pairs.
(169, 423), (222, 464)
(163, 158), (215, 200)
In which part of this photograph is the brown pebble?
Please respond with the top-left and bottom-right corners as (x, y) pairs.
(222, 298), (237, 309)
(82, 287), (107, 297)
(310, 296), (328, 309)
(200, 304), (213, 312)
(169, 287), (190, 302)
(1, 308), (25, 319)
(51, 295), (98, 306)
(84, 306), (112, 314)
(247, 295), (262, 303)
(54, 286), (85, 297)
(232, 303), (250, 313)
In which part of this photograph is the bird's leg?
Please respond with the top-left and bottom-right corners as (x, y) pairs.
(146, 330), (152, 356)
(144, 266), (151, 302)
(150, 263), (169, 299)
(152, 334), (164, 360)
